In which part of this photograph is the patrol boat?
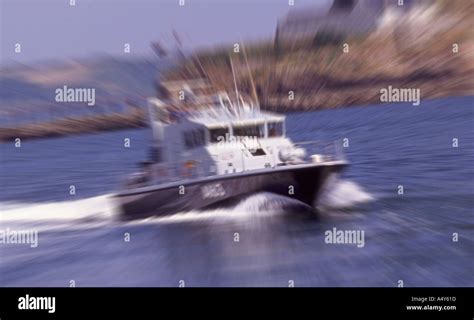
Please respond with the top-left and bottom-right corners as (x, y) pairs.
(114, 79), (348, 219)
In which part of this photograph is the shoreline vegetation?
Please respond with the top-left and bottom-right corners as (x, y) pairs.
(165, 2), (473, 111)
(1, 0), (472, 142)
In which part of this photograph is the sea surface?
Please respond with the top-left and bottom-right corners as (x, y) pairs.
(1, 96), (473, 287)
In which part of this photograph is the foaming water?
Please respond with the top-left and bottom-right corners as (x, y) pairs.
(318, 176), (374, 210)
(0, 195), (116, 231)
(146, 192), (312, 225)
(232, 192), (311, 213)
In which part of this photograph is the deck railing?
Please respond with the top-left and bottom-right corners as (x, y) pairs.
(293, 140), (346, 162)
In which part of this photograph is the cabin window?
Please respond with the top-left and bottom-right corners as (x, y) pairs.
(209, 127), (229, 143)
(184, 129), (205, 149)
(149, 146), (163, 162)
(267, 122), (283, 137)
(250, 148), (266, 156)
(233, 124), (264, 138)
(193, 129), (205, 146)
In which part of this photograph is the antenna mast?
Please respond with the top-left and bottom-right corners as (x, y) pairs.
(229, 55), (241, 110)
(241, 40), (260, 113)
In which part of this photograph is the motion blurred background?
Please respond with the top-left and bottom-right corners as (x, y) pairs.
(1, 0), (472, 134)
(0, 0), (473, 287)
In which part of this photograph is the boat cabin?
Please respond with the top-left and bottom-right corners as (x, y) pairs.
(146, 91), (304, 181)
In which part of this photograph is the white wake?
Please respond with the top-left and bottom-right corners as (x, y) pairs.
(318, 176), (374, 210)
(0, 178), (374, 228)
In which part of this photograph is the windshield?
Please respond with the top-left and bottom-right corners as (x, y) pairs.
(233, 124), (264, 138)
(267, 122), (283, 137)
(209, 127), (229, 143)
